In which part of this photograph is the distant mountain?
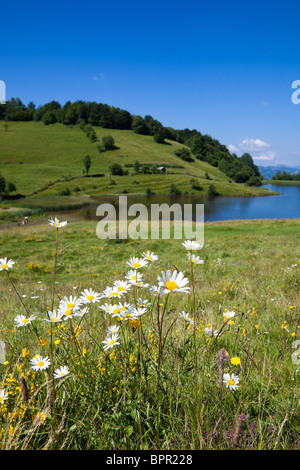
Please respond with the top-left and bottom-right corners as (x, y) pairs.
(259, 165), (300, 180)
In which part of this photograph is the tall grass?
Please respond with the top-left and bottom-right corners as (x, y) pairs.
(0, 217), (299, 450)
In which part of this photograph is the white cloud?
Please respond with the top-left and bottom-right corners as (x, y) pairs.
(239, 138), (270, 151)
(252, 151), (276, 161)
(227, 144), (238, 153)
(92, 73), (105, 81)
(227, 138), (276, 162)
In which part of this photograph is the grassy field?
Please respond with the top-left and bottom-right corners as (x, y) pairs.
(0, 121), (276, 217)
(0, 216), (299, 450)
(262, 179), (300, 186)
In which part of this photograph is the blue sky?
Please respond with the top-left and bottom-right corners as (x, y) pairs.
(1, 0), (300, 166)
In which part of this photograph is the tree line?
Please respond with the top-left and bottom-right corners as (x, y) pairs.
(272, 170), (300, 181)
(0, 98), (263, 186)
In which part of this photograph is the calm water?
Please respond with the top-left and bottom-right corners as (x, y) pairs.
(65, 184), (300, 223)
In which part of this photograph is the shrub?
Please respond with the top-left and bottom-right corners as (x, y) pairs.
(59, 187), (71, 196)
(170, 183), (182, 196)
(110, 163), (128, 176)
(174, 147), (194, 162)
(208, 184), (218, 196)
(102, 135), (116, 150)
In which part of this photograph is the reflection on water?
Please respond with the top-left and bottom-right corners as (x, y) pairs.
(54, 184), (300, 222)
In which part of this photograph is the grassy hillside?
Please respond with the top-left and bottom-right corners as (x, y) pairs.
(0, 122), (275, 213)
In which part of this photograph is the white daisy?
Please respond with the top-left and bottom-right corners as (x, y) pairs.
(110, 305), (122, 317)
(30, 354), (51, 371)
(136, 298), (150, 308)
(102, 333), (120, 351)
(109, 285), (127, 298)
(101, 286), (112, 298)
(204, 326), (219, 337)
(125, 270), (143, 285)
(135, 280), (149, 288)
(142, 251), (158, 261)
(158, 270), (190, 295)
(179, 311), (195, 326)
(0, 389), (8, 405)
(132, 307), (147, 317)
(113, 280), (132, 294)
(58, 295), (82, 319)
(223, 373), (239, 391)
(99, 303), (114, 314)
(127, 257), (148, 269)
(0, 257), (15, 271)
(45, 310), (63, 323)
(149, 285), (163, 297)
(182, 240), (202, 251)
(49, 217), (67, 228)
(188, 253), (204, 265)
(14, 314), (36, 328)
(74, 306), (89, 317)
(79, 288), (101, 304)
(53, 366), (70, 379)
(223, 310), (236, 320)
(111, 303), (134, 319)
(106, 324), (120, 335)
(122, 310), (139, 321)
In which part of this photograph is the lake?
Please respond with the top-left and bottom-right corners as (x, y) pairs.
(65, 184), (300, 223)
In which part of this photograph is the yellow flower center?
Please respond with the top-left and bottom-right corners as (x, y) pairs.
(154, 291), (159, 295)
(87, 295), (94, 301)
(1, 264), (7, 270)
(112, 292), (119, 296)
(118, 286), (125, 291)
(60, 373), (65, 376)
(52, 317), (58, 322)
(22, 319), (29, 324)
(109, 340), (115, 346)
(54, 222), (60, 227)
(113, 308), (121, 314)
(126, 313), (133, 318)
(0, 397), (4, 403)
(228, 379), (235, 386)
(38, 361), (44, 367)
(131, 275), (137, 280)
(65, 309), (72, 316)
(133, 262), (141, 268)
(146, 256), (152, 259)
(165, 280), (178, 291)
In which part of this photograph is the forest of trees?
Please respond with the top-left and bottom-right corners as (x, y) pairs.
(0, 98), (263, 186)
(272, 170), (300, 181)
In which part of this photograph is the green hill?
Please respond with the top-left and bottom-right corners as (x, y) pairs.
(0, 120), (275, 214)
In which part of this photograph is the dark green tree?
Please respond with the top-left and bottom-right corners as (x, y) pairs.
(133, 160), (140, 174)
(83, 155), (91, 175)
(7, 182), (16, 194)
(131, 115), (149, 135)
(208, 184), (218, 196)
(153, 128), (166, 144)
(110, 163), (125, 176)
(102, 135), (115, 150)
(170, 183), (182, 196)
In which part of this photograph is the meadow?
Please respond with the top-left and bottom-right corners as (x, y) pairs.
(0, 121), (275, 216)
(0, 215), (299, 450)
